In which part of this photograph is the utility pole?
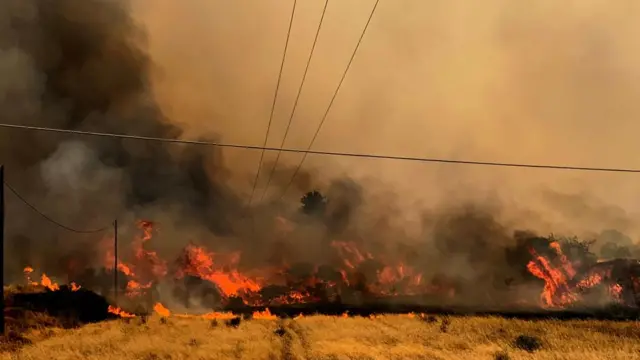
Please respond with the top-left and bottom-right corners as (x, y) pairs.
(0, 166), (5, 335)
(113, 219), (118, 306)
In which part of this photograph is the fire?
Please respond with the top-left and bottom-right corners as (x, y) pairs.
(177, 244), (262, 298)
(252, 308), (277, 320)
(22, 266), (80, 292)
(20, 219), (638, 319)
(331, 241), (372, 269)
(40, 274), (60, 291)
(609, 284), (623, 301)
(526, 241), (635, 308)
(108, 305), (136, 318)
(23, 267), (37, 286)
(134, 221), (168, 278)
(103, 221), (168, 297)
(153, 302), (171, 317)
(201, 312), (236, 320)
(527, 243), (580, 307)
(152, 302), (237, 320)
(576, 273), (603, 289)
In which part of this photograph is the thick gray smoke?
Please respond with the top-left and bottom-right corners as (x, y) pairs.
(0, 0), (246, 280)
(0, 0), (638, 309)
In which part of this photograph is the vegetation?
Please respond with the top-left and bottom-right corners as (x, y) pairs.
(2, 314), (639, 359)
(300, 190), (327, 216)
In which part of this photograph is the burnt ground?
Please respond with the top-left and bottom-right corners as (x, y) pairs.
(3, 287), (640, 327)
(5, 286), (117, 326)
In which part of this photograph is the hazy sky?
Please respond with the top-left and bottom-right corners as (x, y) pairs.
(132, 0), (640, 235)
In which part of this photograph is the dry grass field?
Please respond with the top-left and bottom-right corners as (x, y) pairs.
(1, 313), (639, 360)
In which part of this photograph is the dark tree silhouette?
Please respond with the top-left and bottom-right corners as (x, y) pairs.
(300, 190), (327, 216)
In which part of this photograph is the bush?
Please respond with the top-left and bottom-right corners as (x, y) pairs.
(440, 317), (451, 333)
(493, 350), (510, 360)
(225, 317), (242, 328)
(513, 335), (542, 352)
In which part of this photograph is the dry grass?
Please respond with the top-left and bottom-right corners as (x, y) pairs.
(1, 314), (639, 360)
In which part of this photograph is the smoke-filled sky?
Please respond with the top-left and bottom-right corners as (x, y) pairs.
(134, 0), (640, 234)
(2, 0), (640, 289)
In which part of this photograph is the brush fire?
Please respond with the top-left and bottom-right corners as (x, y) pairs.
(18, 220), (640, 320)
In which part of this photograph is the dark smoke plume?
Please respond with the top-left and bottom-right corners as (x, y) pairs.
(0, 0), (243, 280)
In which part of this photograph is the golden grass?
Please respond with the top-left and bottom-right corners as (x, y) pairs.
(2, 314), (639, 360)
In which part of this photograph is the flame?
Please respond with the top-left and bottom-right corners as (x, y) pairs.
(153, 303), (171, 317)
(152, 302), (236, 319)
(178, 244), (262, 298)
(40, 274), (60, 291)
(526, 246), (577, 307)
(19, 220), (636, 318)
(23, 267), (38, 286)
(23, 266), (83, 291)
(526, 241), (634, 308)
(252, 308), (277, 320)
(108, 305), (136, 318)
(576, 273), (603, 289)
(201, 311), (236, 320)
(610, 284), (623, 300)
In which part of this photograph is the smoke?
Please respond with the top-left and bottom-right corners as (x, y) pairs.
(0, 0), (242, 280)
(1, 0), (639, 308)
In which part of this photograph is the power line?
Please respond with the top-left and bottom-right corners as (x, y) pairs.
(3, 181), (110, 234)
(2, 123), (640, 174)
(248, 0), (298, 206)
(260, 0), (330, 202)
(279, 0), (381, 199)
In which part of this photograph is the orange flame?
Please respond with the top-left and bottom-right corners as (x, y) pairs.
(108, 305), (136, 318)
(252, 308), (277, 320)
(526, 241), (628, 308)
(40, 274), (60, 291)
(152, 302), (236, 319)
(201, 311), (236, 320)
(153, 303), (171, 317)
(23, 266), (38, 286)
(610, 284), (623, 300)
(526, 244), (578, 308)
(178, 244), (262, 298)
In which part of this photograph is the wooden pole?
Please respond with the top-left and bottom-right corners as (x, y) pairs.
(0, 166), (5, 335)
(113, 219), (118, 306)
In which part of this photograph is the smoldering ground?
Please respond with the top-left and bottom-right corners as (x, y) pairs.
(0, 0), (639, 308)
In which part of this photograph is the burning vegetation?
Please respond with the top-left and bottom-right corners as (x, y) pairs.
(1, 0), (639, 326)
(16, 192), (640, 320)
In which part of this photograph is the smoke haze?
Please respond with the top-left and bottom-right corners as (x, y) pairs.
(1, 0), (640, 306)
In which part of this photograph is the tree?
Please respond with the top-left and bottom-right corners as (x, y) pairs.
(300, 190), (326, 216)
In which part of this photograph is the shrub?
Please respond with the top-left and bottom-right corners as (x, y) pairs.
(513, 335), (543, 352)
